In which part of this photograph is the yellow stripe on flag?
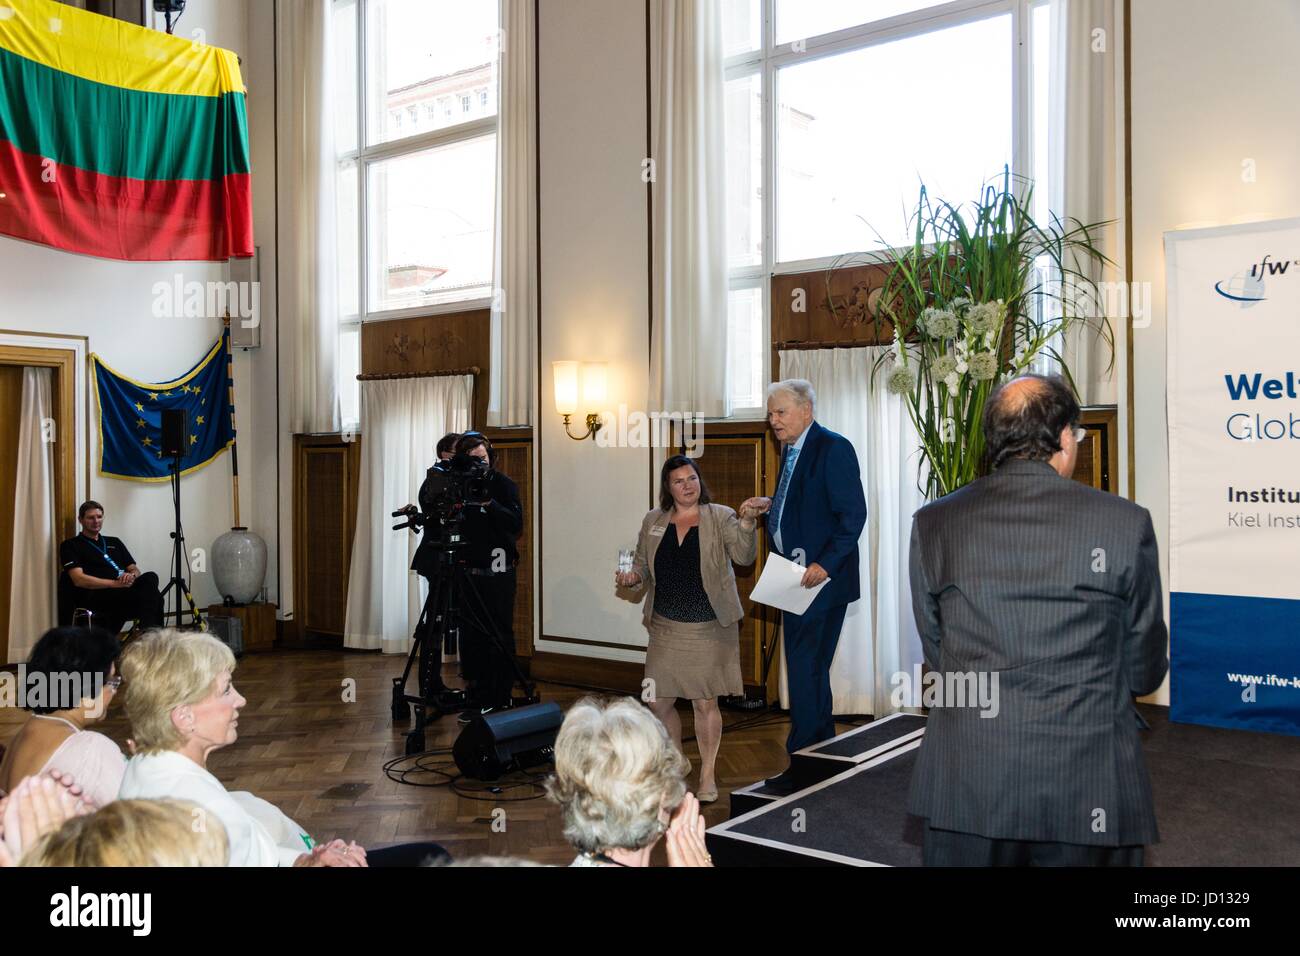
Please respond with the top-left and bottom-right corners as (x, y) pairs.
(0, 0), (243, 98)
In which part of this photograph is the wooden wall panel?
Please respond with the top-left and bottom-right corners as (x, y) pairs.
(360, 310), (491, 425)
(486, 433), (534, 658)
(292, 435), (362, 642)
(772, 262), (897, 350)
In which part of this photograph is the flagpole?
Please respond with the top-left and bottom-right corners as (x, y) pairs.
(223, 312), (240, 527)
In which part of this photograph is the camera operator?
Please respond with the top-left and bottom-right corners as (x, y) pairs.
(448, 432), (523, 719)
(399, 432), (463, 700)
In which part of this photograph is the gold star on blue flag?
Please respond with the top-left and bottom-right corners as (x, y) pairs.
(91, 331), (236, 482)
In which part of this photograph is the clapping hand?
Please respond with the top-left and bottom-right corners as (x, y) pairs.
(295, 839), (368, 867)
(0, 773), (95, 866)
(664, 793), (713, 867)
(43, 769), (97, 811)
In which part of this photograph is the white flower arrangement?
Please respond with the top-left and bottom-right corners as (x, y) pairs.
(841, 172), (1113, 497)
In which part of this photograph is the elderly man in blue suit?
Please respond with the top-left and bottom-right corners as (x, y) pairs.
(743, 379), (867, 794)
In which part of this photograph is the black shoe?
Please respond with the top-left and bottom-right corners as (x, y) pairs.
(763, 769), (801, 796)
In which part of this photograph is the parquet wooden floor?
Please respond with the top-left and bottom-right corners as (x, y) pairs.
(1, 649), (828, 866)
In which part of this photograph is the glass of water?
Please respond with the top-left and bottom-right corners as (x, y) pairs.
(617, 549), (634, 574)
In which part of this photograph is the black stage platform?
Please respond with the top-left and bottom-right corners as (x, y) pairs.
(727, 712), (926, 817)
(710, 704), (1300, 866)
(712, 713), (926, 865)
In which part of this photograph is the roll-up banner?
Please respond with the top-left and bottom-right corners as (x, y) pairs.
(1166, 217), (1300, 736)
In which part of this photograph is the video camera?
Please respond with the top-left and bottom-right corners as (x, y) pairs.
(391, 451), (493, 533)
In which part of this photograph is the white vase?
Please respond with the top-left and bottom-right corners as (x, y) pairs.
(212, 527), (267, 605)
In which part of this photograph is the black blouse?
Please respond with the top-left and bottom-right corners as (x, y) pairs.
(652, 525), (716, 623)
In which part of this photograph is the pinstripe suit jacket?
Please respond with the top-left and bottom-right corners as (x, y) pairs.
(906, 458), (1169, 846)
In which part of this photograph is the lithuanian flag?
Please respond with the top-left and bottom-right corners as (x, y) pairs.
(0, 0), (252, 261)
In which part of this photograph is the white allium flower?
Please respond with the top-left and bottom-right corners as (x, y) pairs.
(919, 307), (959, 339)
(968, 351), (998, 381)
(965, 300), (1004, 335)
(932, 354), (958, 381)
(943, 372), (961, 391)
(886, 364), (917, 395)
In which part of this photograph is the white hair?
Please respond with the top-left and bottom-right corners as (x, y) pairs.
(766, 378), (816, 411)
(546, 696), (689, 853)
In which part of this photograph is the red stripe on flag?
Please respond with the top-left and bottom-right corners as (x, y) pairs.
(0, 139), (252, 261)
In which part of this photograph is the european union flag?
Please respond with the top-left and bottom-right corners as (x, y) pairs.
(92, 331), (235, 481)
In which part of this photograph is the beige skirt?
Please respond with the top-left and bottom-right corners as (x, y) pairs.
(644, 612), (742, 701)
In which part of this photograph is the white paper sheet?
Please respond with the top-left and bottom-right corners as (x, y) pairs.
(751, 553), (830, 615)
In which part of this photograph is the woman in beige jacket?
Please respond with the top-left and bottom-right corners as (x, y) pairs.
(615, 455), (759, 802)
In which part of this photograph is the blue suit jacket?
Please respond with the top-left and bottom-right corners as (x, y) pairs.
(766, 420), (867, 614)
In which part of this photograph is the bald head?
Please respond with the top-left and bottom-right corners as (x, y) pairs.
(983, 374), (1081, 475)
(992, 376), (1052, 414)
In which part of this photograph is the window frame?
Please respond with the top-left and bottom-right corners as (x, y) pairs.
(337, 0), (499, 335)
(722, 0), (1045, 419)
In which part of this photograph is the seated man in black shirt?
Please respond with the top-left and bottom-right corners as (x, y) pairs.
(59, 500), (164, 635)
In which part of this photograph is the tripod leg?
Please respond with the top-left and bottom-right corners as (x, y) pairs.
(391, 677), (410, 722)
(405, 704), (426, 755)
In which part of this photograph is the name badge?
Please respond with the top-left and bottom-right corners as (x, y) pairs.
(649, 525), (666, 537)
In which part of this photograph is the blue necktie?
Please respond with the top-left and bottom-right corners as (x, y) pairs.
(769, 446), (797, 545)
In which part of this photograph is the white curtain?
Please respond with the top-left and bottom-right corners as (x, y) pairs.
(649, 0), (730, 419)
(277, 0), (341, 433)
(9, 368), (56, 663)
(1049, 0), (1121, 406)
(344, 375), (472, 653)
(487, 0), (538, 428)
(777, 348), (926, 717)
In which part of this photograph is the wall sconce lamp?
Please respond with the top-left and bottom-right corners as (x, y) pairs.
(553, 360), (607, 441)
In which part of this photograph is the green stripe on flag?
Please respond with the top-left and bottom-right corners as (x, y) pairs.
(0, 45), (249, 182)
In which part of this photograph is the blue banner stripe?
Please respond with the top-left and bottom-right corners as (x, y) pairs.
(1170, 591), (1300, 737)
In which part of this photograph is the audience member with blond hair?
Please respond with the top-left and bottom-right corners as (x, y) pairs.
(20, 798), (229, 867)
(117, 629), (446, 867)
(547, 696), (713, 867)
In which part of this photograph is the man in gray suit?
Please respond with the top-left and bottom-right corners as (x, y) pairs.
(907, 374), (1168, 865)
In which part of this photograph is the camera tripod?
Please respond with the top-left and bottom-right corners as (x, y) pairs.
(389, 522), (538, 755)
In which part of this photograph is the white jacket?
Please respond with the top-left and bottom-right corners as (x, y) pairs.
(119, 750), (310, 866)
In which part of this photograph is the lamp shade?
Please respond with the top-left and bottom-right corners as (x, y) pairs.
(553, 361), (579, 415)
(581, 362), (608, 410)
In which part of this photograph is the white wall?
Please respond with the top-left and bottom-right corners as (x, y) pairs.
(536, 0), (653, 662)
(0, 0), (283, 616)
(1130, 0), (1300, 704)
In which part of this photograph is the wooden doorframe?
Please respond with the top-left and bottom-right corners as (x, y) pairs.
(0, 340), (83, 543)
